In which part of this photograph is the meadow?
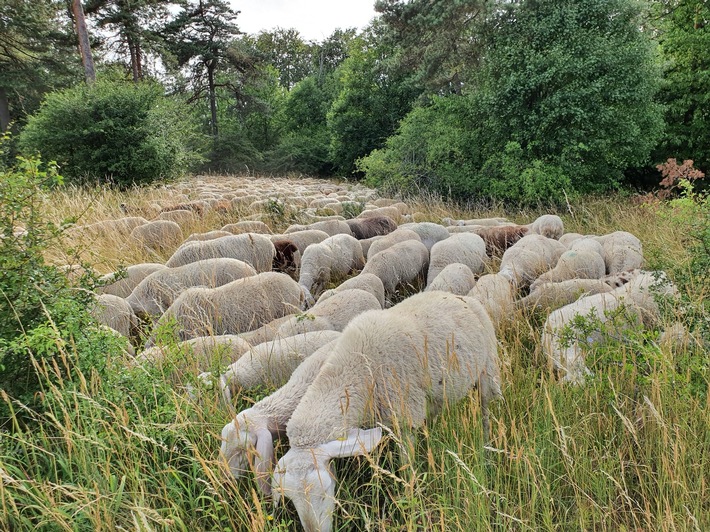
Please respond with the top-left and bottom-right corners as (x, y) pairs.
(0, 174), (708, 531)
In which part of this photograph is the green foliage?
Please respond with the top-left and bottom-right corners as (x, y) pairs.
(653, 0), (710, 174)
(19, 80), (204, 186)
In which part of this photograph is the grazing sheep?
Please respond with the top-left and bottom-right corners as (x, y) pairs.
(345, 216), (397, 240)
(185, 230), (232, 242)
(356, 206), (400, 222)
(165, 233), (275, 272)
(126, 258), (257, 317)
(529, 248), (606, 290)
(130, 220), (183, 253)
(297, 234), (365, 305)
(272, 291), (502, 532)
(156, 209), (197, 225)
(239, 314), (297, 346)
(526, 214), (564, 240)
(276, 289), (382, 337)
(427, 233), (487, 286)
(90, 294), (138, 339)
(220, 339), (340, 494)
(159, 201), (208, 216)
(366, 228), (422, 260)
(69, 217), (148, 240)
(285, 220), (353, 238)
(462, 224), (530, 257)
(499, 234), (567, 289)
(542, 271), (678, 383)
(426, 263), (477, 296)
(442, 216), (509, 227)
(358, 236), (382, 257)
(559, 232), (587, 247)
(136, 334), (251, 370)
(516, 279), (615, 312)
(594, 231), (644, 275)
(467, 273), (515, 327)
(271, 230), (330, 256)
(222, 221), (273, 234)
(317, 273), (385, 309)
(218, 330), (343, 398)
(156, 272), (302, 340)
(97, 263), (166, 298)
(398, 222), (450, 251)
(361, 239), (430, 298)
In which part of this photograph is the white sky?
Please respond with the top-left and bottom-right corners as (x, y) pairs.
(231, 0), (377, 42)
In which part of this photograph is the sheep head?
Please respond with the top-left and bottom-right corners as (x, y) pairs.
(220, 409), (274, 495)
(272, 428), (382, 532)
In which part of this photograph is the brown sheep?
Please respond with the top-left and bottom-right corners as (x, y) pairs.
(345, 215), (398, 240)
(473, 225), (530, 257)
(272, 239), (300, 275)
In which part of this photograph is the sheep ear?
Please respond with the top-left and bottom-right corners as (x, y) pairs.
(254, 428), (274, 496)
(317, 428), (383, 459)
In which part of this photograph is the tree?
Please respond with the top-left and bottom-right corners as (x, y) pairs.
(71, 0), (96, 83)
(251, 28), (313, 89)
(162, 0), (241, 137)
(653, 0), (710, 174)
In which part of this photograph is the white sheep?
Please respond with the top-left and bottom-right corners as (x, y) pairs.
(97, 263), (166, 298)
(89, 294), (138, 339)
(499, 234), (567, 289)
(398, 222), (449, 251)
(270, 230), (330, 256)
(593, 231), (644, 275)
(361, 239), (430, 298)
(184, 230), (232, 242)
(297, 234), (365, 306)
(126, 258), (257, 317)
(426, 233), (487, 286)
(217, 330), (343, 398)
(516, 278), (615, 312)
(425, 263), (477, 296)
(285, 220), (353, 237)
(272, 291), (502, 532)
(156, 272), (302, 340)
(441, 216), (509, 227)
(276, 289), (382, 337)
(317, 273), (385, 309)
(136, 334), (251, 371)
(542, 271), (678, 384)
(130, 220), (183, 254)
(526, 214), (564, 239)
(366, 228), (422, 260)
(222, 220), (273, 234)
(220, 339), (339, 494)
(467, 273), (516, 327)
(238, 314), (296, 346)
(529, 247), (606, 290)
(165, 233), (275, 272)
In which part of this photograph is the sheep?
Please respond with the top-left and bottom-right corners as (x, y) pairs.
(156, 209), (197, 225)
(345, 216), (397, 240)
(542, 271), (678, 384)
(499, 234), (567, 289)
(165, 233), (275, 272)
(398, 222), (450, 252)
(426, 263), (477, 296)
(217, 330), (343, 398)
(270, 230), (330, 256)
(272, 240), (300, 275)
(366, 228), (422, 260)
(361, 239), (430, 298)
(459, 224), (530, 257)
(516, 279), (615, 312)
(272, 291), (502, 532)
(90, 294), (138, 339)
(317, 273), (385, 309)
(526, 214), (564, 240)
(467, 273), (515, 327)
(441, 216), (509, 227)
(136, 334), (251, 370)
(239, 314), (297, 346)
(559, 232), (587, 247)
(222, 221), (273, 234)
(593, 231), (644, 275)
(276, 289), (382, 337)
(156, 272), (302, 340)
(356, 206), (400, 222)
(221, 339), (340, 494)
(529, 247), (606, 290)
(97, 263), (166, 298)
(130, 220), (183, 253)
(126, 258), (257, 317)
(159, 200), (208, 216)
(285, 220), (353, 238)
(427, 233), (487, 287)
(297, 234), (365, 305)
(185, 230), (232, 242)
(68, 217), (148, 240)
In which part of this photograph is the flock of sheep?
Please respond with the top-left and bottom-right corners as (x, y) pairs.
(78, 176), (681, 532)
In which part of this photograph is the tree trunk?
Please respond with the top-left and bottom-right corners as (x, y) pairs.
(71, 0), (96, 84)
(128, 37), (140, 82)
(207, 62), (218, 137)
(0, 88), (10, 133)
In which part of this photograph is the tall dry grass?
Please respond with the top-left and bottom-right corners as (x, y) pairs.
(1, 176), (707, 531)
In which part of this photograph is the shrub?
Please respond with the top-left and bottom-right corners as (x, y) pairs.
(19, 80), (205, 187)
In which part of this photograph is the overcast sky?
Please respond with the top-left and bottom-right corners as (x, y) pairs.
(231, 0), (377, 42)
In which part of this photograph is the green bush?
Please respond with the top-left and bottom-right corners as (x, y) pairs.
(19, 80), (204, 187)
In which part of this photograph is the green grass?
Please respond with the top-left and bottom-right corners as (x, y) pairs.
(0, 177), (708, 531)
